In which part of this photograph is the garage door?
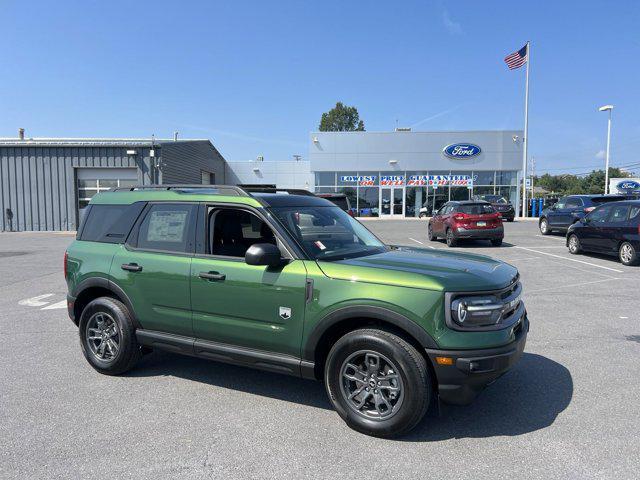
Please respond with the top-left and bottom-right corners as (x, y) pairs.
(76, 168), (138, 211)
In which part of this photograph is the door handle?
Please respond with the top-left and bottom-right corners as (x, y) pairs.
(121, 263), (143, 272)
(199, 271), (226, 281)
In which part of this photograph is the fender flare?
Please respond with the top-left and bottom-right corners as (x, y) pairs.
(302, 305), (438, 361)
(72, 277), (141, 329)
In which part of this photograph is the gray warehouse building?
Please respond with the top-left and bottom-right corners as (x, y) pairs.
(0, 137), (225, 231)
(1, 129), (524, 231)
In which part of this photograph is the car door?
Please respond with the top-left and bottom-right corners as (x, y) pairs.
(601, 204), (630, 253)
(111, 202), (197, 337)
(580, 205), (612, 252)
(430, 204), (445, 234)
(190, 205), (308, 358)
(434, 204), (452, 235)
(547, 197), (567, 227)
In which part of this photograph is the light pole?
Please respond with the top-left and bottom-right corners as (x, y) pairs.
(599, 105), (614, 194)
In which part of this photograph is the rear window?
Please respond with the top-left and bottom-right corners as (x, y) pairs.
(323, 197), (349, 210)
(458, 203), (495, 214)
(78, 203), (145, 243)
(589, 196), (626, 206)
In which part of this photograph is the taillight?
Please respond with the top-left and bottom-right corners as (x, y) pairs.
(584, 207), (595, 213)
(454, 213), (467, 221)
(64, 251), (68, 279)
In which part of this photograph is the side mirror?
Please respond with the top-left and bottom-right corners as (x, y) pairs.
(245, 243), (283, 268)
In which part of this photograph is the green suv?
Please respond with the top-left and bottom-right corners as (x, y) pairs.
(65, 185), (528, 437)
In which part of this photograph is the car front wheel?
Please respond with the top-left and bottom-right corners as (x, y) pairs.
(427, 224), (436, 241)
(568, 234), (582, 254)
(539, 218), (550, 235)
(619, 242), (639, 266)
(324, 329), (431, 438)
(491, 238), (503, 247)
(79, 297), (141, 375)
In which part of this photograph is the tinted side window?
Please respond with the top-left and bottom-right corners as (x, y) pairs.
(565, 198), (582, 208)
(208, 208), (276, 258)
(136, 204), (196, 253)
(629, 206), (640, 221)
(608, 205), (629, 223)
(588, 206), (612, 223)
(554, 198), (567, 209)
(79, 203), (145, 243)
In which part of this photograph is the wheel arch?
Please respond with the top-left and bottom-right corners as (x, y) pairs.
(72, 278), (140, 328)
(304, 306), (439, 381)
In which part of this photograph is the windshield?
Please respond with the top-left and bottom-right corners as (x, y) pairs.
(271, 206), (386, 261)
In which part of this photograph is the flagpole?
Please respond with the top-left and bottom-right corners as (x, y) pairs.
(521, 41), (530, 218)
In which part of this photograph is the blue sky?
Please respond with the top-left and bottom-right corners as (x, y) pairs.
(1, 0), (639, 174)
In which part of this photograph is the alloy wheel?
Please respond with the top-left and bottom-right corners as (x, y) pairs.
(86, 312), (120, 361)
(620, 243), (634, 264)
(569, 235), (579, 253)
(339, 351), (404, 420)
(540, 220), (548, 234)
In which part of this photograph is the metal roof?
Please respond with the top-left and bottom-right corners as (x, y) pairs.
(0, 137), (212, 147)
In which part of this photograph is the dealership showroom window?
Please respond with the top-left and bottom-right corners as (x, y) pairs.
(314, 171), (518, 217)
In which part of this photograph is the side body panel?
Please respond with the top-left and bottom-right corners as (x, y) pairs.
(66, 240), (120, 295)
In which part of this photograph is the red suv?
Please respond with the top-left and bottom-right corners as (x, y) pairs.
(428, 201), (504, 247)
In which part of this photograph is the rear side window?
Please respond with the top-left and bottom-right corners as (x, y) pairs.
(629, 206), (640, 221)
(330, 197), (349, 210)
(458, 204), (495, 214)
(79, 203), (145, 243)
(608, 205), (630, 222)
(565, 198), (583, 208)
(135, 203), (196, 253)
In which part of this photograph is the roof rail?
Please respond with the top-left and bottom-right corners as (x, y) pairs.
(110, 184), (248, 196)
(239, 185), (315, 196)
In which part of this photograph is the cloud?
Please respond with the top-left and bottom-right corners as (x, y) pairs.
(442, 10), (462, 35)
(595, 149), (606, 159)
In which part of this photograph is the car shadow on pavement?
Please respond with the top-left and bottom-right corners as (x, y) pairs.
(403, 353), (573, 441)
(127, 351), (332, 410)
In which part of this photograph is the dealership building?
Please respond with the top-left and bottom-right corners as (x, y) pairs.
(1, 129), (523, 231)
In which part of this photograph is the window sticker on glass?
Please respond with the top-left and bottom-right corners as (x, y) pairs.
(314, 240), (327, 250)
(146, 211), (187, 242)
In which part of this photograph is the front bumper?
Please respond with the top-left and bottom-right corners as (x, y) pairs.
(425, 314), (529, 405)
(454, 226), (504, 239)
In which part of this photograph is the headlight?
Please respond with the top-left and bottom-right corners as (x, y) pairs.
(451, 295), (504, 327)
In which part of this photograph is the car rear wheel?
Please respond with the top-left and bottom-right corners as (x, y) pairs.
(539, 218), (550, 235)
(619, 242), (639, 266)
(79, 297), (141, 375)
(445, 228), (457, 247)
(427, 224), (436, 241)
(568, 234), (582, 254)
(491, 238), (503, 247)
(324, 329), (431, 438)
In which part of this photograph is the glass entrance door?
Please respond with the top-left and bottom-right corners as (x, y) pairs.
(380, 188), (404, 216)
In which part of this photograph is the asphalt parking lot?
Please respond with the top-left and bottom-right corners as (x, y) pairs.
(1, 220), (639, 479)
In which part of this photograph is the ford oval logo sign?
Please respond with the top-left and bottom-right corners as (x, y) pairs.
(443, 143), (482, 159)
(617, 180), (640, 191)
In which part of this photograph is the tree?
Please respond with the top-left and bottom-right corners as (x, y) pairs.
(534, 167), (631, 196)
(319, 102), (365, 132)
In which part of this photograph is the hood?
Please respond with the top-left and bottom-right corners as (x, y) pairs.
(316, 247), (518, 292)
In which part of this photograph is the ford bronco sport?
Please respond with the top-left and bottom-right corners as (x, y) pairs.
(65, 185), (528, 438)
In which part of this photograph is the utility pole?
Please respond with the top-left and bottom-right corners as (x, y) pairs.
(530, 156), (535, 201)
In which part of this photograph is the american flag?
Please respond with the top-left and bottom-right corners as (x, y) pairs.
(504, 44), (528, 70)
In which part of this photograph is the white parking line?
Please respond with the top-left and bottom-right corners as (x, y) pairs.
(408, 237), (424, 245)
(535, 235), (565, 241)
(18, 294), (54, 307)
(515, 246), (624, 273)
(41, 300), (67, 310)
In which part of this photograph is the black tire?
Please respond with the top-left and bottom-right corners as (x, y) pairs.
(79, 297), (141, 375)
(619, 242), (639, 266)
(539, 218), (551, 235)
(427, 223), (437, 241)
(491, 238), (503, 247)
(568, 234), (582, 255)
(445, 228), (457, 247)
(324, 329), (431, 438)
(507, 218), (514, 222)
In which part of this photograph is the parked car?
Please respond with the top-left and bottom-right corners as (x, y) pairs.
(539, 194), (626, 235)
(428, 201), (504, 247)
(65, 185), (528, 438)
(566, 200), (640, 266)
(472, 194), (515, 222)
(316, 193), (355, 216)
